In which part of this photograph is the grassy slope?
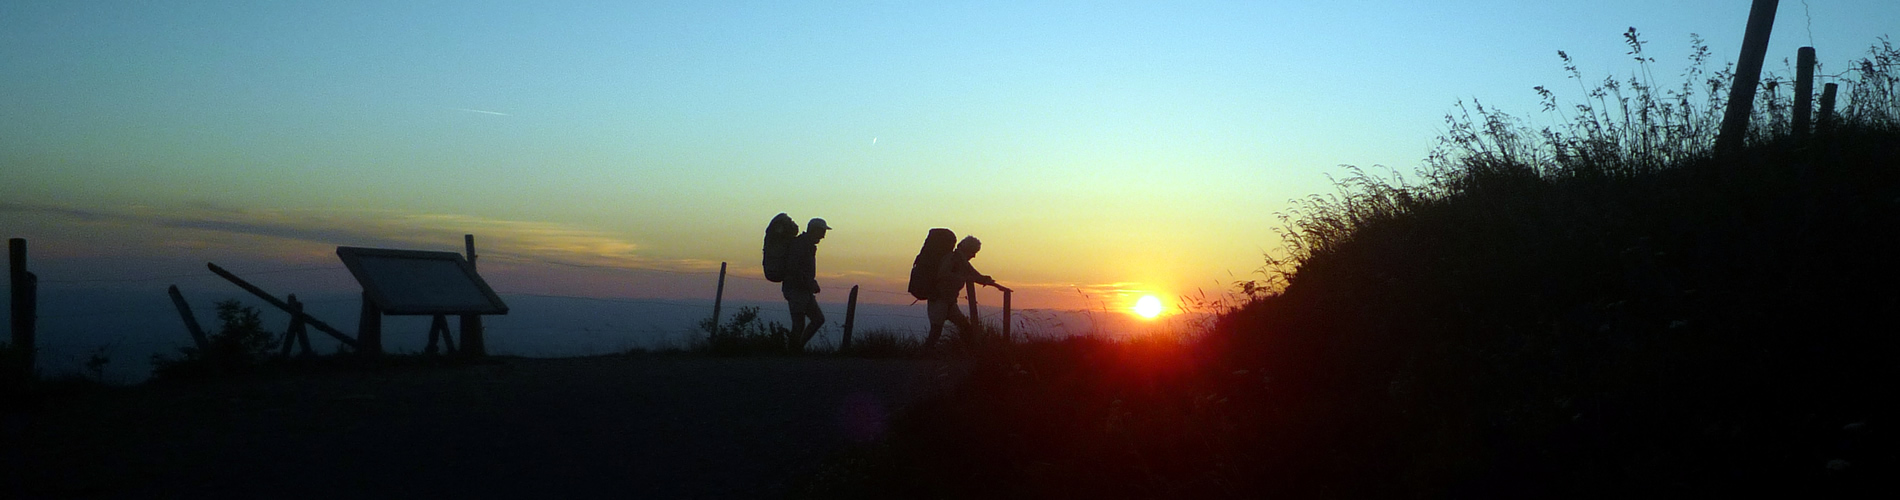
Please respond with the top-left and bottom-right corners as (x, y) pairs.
(805, 41), (1900, 495)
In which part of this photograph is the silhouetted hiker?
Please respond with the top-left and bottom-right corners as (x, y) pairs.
(924, 235), (1010, 349)
(784, 218), (830, 352)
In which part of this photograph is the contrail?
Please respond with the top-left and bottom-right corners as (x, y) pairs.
(450, 107), (511, 116)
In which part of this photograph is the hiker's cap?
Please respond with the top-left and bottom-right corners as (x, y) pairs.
(808, 218), (833, 231)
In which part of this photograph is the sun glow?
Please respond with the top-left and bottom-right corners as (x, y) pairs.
(1133, 295), (1164, 319)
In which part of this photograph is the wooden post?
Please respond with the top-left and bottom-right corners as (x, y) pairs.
(207, 262), (359, 349)
(459, 234), (486, 357)
(1715, 0), (1781, 153)
(1002, 289), (1012, 343)
(357, 291), (383, 357)
(425, 315), (449, 355)
(1818, 82), (1839, 130)
(167, 285), (210, 350)
(711, 262), (727, 335)
(294, 309), (313, 357)
(840, 285), (858, 351)
(966, 282), (980, 338)
(10, 238), (37, 376)
(1794, 46), (1816, 140)
(282, 295), (309, 359)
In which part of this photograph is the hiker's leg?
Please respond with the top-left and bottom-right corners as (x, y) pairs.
(788, 311), (806, 351)
(947, 307), (975, 345)
(801, 305), (825, 349)
(923, 300), (948, 348)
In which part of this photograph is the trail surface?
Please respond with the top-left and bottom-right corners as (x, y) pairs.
(6, 356), (962, 498)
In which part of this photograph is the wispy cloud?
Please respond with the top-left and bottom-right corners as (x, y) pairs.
(449, 107), (511, 116)
(4, 202), (711, 273)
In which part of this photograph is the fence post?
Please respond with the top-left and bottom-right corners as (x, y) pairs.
(966, 282), (980, 338)
(1715, 0), (1781, 153)
(711, 262), (726, 335)
(207, 262), (358, 349)
(459, 234), (486, 358)
(168, 285), (209, 350)
(1794, 46), (1816, 141)
(426, 314), (450, 355)
(1002, 289), (1012, 343)
(283, 295), (307, 358)
(1818, 82), (1839, 130)
(10, 238), (37, 377)
(840, 285), (858, 351)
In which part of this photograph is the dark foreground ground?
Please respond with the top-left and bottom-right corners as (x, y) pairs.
(4, 356), (963, 499)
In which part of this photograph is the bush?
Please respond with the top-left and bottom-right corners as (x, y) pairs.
(152, 300), (281, 378)
(694, 306), (793, 356)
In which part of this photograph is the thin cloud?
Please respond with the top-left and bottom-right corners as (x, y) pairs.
(11, 202), (710, 274)
(449, 107), (511, 116)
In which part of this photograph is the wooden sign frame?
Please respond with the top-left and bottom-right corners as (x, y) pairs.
(336, 246), (509, 315)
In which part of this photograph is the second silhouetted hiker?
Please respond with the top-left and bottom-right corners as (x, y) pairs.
(783, 218), (830, 352)
(924, 235), (1009, 349)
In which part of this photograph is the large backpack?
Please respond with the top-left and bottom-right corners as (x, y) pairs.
(762, 213), (799, 283)
(906, 228), (958, 300)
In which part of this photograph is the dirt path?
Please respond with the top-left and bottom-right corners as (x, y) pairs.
(5, 356), (963, 498)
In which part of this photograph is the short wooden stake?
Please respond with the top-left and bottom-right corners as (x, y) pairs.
(282, 295), (311, 358)
(966, 282), (980, 339)
(1002, 289), (1012, 343)
(10, 238), (37, 376)
(426, 315), (450, 355)
(711, 262), (727, 335)
(458, 234), (486, 358)
(208, 262), (359, 349)
(1715, 0), (1782, 153)
(168, 285), (210, 350)
(1818, 82), (1839, 130)
(840, 285), (859, 351)
(1794, 46), (1816, 140)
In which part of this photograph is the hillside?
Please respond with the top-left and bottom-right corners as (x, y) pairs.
(810, 39), (1900, 497)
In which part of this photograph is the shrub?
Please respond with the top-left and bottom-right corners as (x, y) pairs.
(152, 300), (281, 378)
(694, 306), (793, 356)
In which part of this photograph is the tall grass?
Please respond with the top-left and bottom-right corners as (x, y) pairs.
(1211, 33), (1900, 496)
(816, 33), (1900, 498)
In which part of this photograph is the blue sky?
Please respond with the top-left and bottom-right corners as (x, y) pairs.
(4, 0), (1896, 312)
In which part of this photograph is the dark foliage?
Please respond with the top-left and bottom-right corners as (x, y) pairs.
(695, 306), (795, 355)
(817, 36), (1900, 497)
(151, 300), (281, 378)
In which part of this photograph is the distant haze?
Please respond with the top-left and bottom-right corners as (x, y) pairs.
(6, 285), (1201, 384)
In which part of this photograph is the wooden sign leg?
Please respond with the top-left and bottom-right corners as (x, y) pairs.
(426, 314), (449, 355)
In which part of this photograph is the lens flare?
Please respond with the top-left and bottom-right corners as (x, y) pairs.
(1134, 295), (1163, 319)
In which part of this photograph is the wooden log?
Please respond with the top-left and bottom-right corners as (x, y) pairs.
(207, 262), (359, 349)
(966, 282), (979, 339)
(840, 285), (858, 351)
(281, 295), (305, 358)
(458, 234), (486, 358)
(1794, 46), (1816, 139)
(1715, 0), (1781, 153)
(10, 238), (36, 375)
(425, 314), (448, 355)
(168, 285), (210, 350)
(711, 262), (727, 335)
(1818, 82), (1839, 129)
(294, 314), (313, 357)
(1002, 289), (1012, 343)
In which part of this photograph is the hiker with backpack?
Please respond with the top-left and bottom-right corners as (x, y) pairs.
(779, 217), (830, 352)
(921, 235), (1010, 349)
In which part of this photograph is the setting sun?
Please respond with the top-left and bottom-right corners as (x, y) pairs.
(1133, 295), (1164, 319)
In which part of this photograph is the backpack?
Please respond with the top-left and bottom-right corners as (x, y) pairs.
(906, 228), (957, 300)
(762, 213), (799, 283)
